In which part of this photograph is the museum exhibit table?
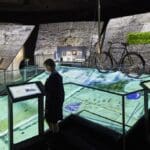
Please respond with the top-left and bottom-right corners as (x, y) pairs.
(0, 66), (150, 150)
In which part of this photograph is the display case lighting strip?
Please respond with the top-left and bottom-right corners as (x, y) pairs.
(77, 110), (131, 128)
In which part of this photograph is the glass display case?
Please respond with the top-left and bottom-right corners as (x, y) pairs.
(0, 66), (150, 150)
(13, 99), (39, 144)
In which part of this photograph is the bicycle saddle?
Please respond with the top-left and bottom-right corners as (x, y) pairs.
(108, 41), (128, 46)
(120, 42), (128, 46)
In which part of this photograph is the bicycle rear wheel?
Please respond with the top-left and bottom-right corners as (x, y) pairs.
(122, 52), (145, 78)
(96, 52), (113, 73)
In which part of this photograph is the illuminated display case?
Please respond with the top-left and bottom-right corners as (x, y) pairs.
(56, 46), (87, 62)
(6, 82), (44, 150)
(0, 66), (150, 150)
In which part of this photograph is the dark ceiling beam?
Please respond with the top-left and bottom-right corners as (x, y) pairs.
(0, 0), (149, 24)
(0, 0), (95, 12)
(0, 11), (97, 24)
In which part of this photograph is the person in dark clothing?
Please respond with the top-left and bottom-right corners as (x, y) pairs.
(44, 59), (65, 133)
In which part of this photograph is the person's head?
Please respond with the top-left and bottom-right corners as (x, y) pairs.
(43, 59), (56, 72)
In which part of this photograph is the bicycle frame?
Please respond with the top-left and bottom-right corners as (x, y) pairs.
(107, 42), (130, 70)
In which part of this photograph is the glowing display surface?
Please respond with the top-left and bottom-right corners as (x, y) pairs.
(0, 66), (150, 150)
(9, 83), (41, 99)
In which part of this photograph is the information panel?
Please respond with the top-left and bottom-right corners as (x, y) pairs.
(8, 83), (42, 99)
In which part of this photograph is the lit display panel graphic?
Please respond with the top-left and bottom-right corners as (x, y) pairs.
(0, 66), (150, 150)
(9, 83), (41, 99)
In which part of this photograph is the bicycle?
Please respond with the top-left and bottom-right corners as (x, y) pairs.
(95, 42), (145, 78)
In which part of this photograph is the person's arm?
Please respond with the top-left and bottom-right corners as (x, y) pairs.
(50, 74), (64, 110)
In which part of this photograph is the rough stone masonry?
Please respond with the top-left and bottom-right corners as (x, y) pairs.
(35, 13), (150, 73)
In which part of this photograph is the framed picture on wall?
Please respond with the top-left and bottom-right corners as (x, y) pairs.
(56, 46), (87, 62)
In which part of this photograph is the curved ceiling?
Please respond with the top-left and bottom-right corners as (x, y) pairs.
(0, 0), (150, 23)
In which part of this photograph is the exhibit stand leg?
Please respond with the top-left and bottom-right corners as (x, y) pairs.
(8, 96), (44, 150)
(8, 97), (13, 150)
(38, 96), (44, 135)
(122, 96), (126, 150)
(144, 90), (150, 143)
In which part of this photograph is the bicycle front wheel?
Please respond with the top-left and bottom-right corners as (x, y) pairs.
(122, 52), (145, 78)
(96, 52), (113, 73)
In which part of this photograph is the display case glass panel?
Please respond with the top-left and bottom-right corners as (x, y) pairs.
(0, 66), (150, 150)
(13, 98), (38, 144)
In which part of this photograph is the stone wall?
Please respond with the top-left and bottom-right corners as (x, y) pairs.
(0, 24), (34, 70)
(35, 22), (99, 67)
(0, 24), (34, 84)
(35, 13), (150, 73)
(103, 13), (150, 73)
